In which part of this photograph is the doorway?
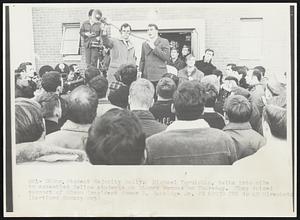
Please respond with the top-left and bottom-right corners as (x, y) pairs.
(159, 31), (192, 56)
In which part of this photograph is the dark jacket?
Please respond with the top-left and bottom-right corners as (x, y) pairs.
(45, 120), (60, 135)
(139, 37), (170, 82)
(249, 83), (265, 116)
(200, 111), (225, 129)
(132, 110), (167, 138)
(223, 122), (266, 160)
(15, 81), (36, 98)
(195, 59), (216, 76)
(145, 128), (238, 165)
(79, 20), (102, 48)
(168, 57), (186, 71)
(149, 100), (175, 125)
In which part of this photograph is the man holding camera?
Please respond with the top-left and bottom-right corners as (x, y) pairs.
(80, 9), (103, 67)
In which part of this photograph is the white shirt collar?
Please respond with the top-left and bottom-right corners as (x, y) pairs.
(166, 119), (210, 131)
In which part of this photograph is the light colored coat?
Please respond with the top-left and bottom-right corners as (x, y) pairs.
(102, 35), (136, 84)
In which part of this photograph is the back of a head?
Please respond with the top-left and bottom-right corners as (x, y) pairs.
(201, 74), (220, 92)
(263, 105), (286, 139)
(236, 66), (248, 77)
(84, 66), (101, 83)
(36, 92), (60, 118)
(224, 95), (252, 123)
(41, 71), (61, 92)
(38, 65), (54, 77)
(156, 77), (176, 100)
(86, 109), (146, 165)
(118, 64), (137, 87)
(201, 82), (218, 108)
(231, 86), (251, 99)
(15, 98), (44, 144)
(88, 75), (108, 99)
(68, 85), (98, 124)
(129, 78), (155, 109)
(173, 81), (206, 120)
(162, 73), (179, 87)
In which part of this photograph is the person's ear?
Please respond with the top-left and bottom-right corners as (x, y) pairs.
(171, 103), (176, 113)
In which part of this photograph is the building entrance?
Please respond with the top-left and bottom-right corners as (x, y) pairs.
(159, 31), (192, 56)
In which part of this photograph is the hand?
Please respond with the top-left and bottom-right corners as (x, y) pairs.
(85, 32), (92, 37)
(96, 36), (100, 41)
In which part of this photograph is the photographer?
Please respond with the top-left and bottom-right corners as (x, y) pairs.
(80, 9), (103, 67)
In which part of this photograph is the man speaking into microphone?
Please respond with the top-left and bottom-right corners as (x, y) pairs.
(80, 9), (103, 67)
(139, 24), (170, 90)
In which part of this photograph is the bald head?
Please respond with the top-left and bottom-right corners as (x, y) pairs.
(68, 85), (98, 124)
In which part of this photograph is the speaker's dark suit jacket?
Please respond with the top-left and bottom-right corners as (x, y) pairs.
(139, 37), (170, 82)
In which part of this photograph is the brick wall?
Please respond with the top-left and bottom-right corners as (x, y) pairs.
(32, 4), (290, 78)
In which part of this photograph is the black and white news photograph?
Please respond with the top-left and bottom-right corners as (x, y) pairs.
(3, 2), (297, 217)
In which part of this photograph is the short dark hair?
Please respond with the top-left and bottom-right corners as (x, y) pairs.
(205, 48), (214, 55)
(263, 105), (286, 139)
(36, 93), (60, 118)
(156, 77), (176, 99)
(88, 75), (108, 99)
(173, 81), (206, 120)
(68, 85), (98, 124)
(38, 65), (54, 77)
(148, 23), (159, 30)
(86, 109), (146, 165)
(227, 63), (236, 71)
(41, 71), (62, 92)
(235, 66), (248, 76)
(201, 82), (218, 107)
(84, 66), (101, 83)
(170, 47), (180, 53)
(120, 23), (132, 31)
(17, 62), (32, 73)
(162, 73), (179, 87)
(69, 64), (78, 72)
(15, 98), (44, 144)
(224, 95), (252, 123)
(254, 66), (266, 76)
(231, 86), (251, 99)
(252, 69), (262, 82)
(115, 64), (137, 87)
(88, 9), (94, 17)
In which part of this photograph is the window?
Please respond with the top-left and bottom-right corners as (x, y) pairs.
(61, 23), (80, 59)
(240, 18), (263, 59)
